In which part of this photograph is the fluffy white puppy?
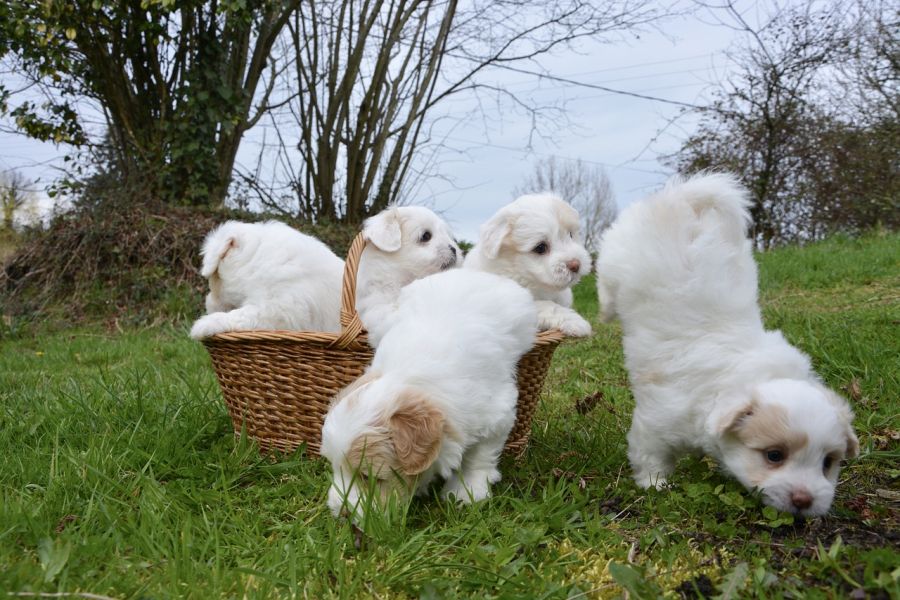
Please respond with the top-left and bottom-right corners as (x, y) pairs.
(190, 206), (460, 341)
(465, 193), (592, 337)
(356, 206), (460, 346)
(595, 173), (858, 517)
(321, 269), (538, 518)
(190, 220), (344, 339)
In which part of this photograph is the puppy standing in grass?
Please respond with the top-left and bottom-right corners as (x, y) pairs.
(465, 193), (592, 337)
(190, 206), (459, 340)
(595, 173), (858, 516)
(321, 269), (538, 518)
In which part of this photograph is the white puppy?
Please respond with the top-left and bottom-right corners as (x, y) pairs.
(595, 173), (858, 517)
(190, 206), (460, 341)
(465, 193), (592, 337)
(356, 206), (460, 346)
(190, 221), (344, 339)
(321, 269), (538, 518)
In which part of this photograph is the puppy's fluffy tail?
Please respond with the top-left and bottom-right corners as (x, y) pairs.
(200, 221), (243, 278)
(596, 172), (756, 323)
(670, 172), (752, 245)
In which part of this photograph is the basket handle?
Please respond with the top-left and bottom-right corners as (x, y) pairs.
(328, 231), (369, 349)
(329, 230), (568, 349)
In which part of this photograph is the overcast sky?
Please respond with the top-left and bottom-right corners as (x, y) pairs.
(0, 4), (745, 241)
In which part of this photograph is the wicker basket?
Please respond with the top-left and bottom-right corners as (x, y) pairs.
(202, 232), (565, 458)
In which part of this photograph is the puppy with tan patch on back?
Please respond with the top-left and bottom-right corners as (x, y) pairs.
(321, 269), (538, 519)
(464, 193), (592, 337)
(595, 173), (858, 517)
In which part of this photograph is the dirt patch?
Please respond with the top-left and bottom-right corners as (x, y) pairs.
(675, 574), (715, 599)
(769, 515), (899, 549)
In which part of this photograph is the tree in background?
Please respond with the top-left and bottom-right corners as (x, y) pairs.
(0, 0), (298, 207)
(0, 169), (37, 230)
(245, 0), (665, 224)
(514, 156), (616, 252)
(672, 0), (898, 247)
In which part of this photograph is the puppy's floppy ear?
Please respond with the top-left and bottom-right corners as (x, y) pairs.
(479, 212), (512, 259)
(713, 397), (758, 435)
(555, 198), (582, 232)
(388, 388), (444, 475)
(824, 388), (859, 458)
(363, 208), (403, 252)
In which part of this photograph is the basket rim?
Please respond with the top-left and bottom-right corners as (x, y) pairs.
(202, 229), (567, 348)
(204, 327), (565, 345)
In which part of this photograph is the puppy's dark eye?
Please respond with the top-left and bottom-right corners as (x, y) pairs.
(420, 230), (432, 243)
(765, 449), (785, 464)
(823, 456), (833, 471)
(533, 242), (549, 255)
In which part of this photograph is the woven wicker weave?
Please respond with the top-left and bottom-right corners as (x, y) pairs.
(202, 231), (564, 457)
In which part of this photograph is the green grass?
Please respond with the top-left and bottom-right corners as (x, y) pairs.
(1, 233), (898, 598)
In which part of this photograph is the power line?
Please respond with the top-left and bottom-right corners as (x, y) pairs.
(438, 135), (669, 175)
(483, 62), (712, 111)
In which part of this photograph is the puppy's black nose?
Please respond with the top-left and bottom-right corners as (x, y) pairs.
(790, 490), (813, 510)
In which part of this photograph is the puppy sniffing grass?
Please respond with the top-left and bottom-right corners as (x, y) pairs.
(321, 269), (537, 519)
(595, 173), (858, 516)
(465, 193), (592, 337)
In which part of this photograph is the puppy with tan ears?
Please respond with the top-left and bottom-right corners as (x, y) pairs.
(595, 173), (858, 517)
(190, 206), (459, 341)
(465, 193), (592, 337)
(356, 206), (461, 346)
(190, 221), (344, 339)
(321, 269), (538, 518)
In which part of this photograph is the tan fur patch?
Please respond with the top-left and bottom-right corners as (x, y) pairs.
(342, 386), (444, 501)
(346, 429), (396, 475)
(734, 402), (809, 454)
(729, 402), (810, 487)
(389, 389), (445, 475)
(345, 430), (413, 501)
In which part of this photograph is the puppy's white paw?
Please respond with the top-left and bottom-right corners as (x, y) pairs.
(535, 301), (592, 337)
(441, 472), (493, 504)
(189, 314), (230, 340)
(634, 473), (669, 491)
(555, 312), (593, 338)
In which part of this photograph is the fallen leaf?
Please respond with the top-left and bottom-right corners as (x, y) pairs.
(575, 390), (605, 415)
(54, 514), (78, 533)
(843, 378), (862, 401)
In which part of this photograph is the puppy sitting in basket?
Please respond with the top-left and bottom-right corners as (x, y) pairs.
(321, 269), (538, 519)
(189, 206), (460, 340)
(464, 193), (592, 337)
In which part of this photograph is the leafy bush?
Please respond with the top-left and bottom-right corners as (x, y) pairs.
(1, 201), (358, 326)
